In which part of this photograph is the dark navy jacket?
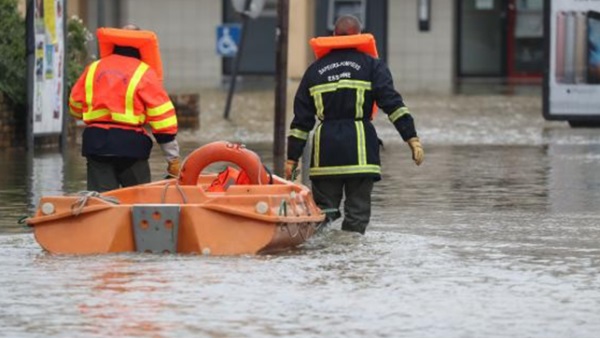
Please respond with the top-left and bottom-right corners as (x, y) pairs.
(287, 48), (417, 180)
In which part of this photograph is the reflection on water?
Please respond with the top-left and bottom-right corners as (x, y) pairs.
(1, 94), (600, 337)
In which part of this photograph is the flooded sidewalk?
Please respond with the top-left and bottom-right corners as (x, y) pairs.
(1, 84), (600, 338)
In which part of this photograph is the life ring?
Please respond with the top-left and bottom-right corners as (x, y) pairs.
(178, 141), (272, 186)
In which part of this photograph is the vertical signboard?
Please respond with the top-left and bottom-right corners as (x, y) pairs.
(544, 0), (600, 124)
(30, 0), (66, 135)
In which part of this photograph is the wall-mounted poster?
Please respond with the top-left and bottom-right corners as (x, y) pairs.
(30, 0), (65, 135)
(544, 0), (600, 123)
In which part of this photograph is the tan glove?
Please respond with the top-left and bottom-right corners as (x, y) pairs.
(407, 137), (424, 166)
(167, 157), (181, 178)
(284, 160), (298, 181)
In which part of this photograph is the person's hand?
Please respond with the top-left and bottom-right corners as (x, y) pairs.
(407, 137), (424, 166)
(167, 157), (181, 178)
(284, 160), (298, 180)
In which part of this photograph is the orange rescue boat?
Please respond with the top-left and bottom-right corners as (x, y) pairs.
(26, 141), (325, 255)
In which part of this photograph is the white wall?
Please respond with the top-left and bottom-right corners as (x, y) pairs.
(387, 0), (455, 94)
(122, 0), (222, 93)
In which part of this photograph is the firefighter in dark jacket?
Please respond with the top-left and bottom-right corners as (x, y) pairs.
(285, 15), (424, 234)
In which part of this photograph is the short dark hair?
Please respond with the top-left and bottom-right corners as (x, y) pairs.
(334, 15), (362, 35)
(122, 24), (140, 30)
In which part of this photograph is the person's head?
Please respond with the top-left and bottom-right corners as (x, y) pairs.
(333, 15), (362, 36)
(121, 23), (140, 31)
(113, 24), (142, 59)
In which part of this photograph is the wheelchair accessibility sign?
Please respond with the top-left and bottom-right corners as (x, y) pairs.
(216, 24), (242, 57)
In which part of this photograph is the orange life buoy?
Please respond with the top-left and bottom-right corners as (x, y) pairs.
(96, 27), (164, 82)
(309, 33), (378, 60)
(178, 141), (271, 186)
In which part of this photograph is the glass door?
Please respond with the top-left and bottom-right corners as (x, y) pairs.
(458, 0), (507, 76)
(507, 0), (544, 78)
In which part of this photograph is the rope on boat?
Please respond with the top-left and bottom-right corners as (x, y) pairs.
(312, 208), (337, 233)
(283, 223), (300, 238)
(161, 181), (188, 204)
(298, 195), (310, 216)
(71, 191), (120, 216)
(278, 200), (287, 216)
(320, 208), (338, 216)
(282, 222), (311, 241)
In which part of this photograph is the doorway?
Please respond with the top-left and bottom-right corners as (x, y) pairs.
(507, 0), (544, 78)
(315, 0), (388, 62)
(457, 0), (507, 77)
(457, 0), (544, 79)
(222, 0), (277, 75)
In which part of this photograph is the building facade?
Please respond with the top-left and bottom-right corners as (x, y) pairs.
(40, 0), (544, 95)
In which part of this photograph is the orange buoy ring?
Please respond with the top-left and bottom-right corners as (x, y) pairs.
(178, 141), (272, 186)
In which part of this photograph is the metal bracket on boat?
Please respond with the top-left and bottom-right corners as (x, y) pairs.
(131, 204), (181, 253)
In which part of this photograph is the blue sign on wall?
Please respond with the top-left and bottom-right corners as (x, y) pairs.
(216, 24), (242, 57)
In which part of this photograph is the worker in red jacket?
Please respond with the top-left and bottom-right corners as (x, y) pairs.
(69, 25), (180, 192)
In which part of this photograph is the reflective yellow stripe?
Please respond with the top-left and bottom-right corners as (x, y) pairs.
(149, 115), (177, 130)
(112, 62), (149, 125)
(313, 124), (323, 167)
(389, 107), (410, 123)
(290, 128), (309, 140)
(314, 93), (324, 120)
(84, 61), (101, 113)
(355, 121), (367, 166)
(309, 164), (381, 176)
(69, 108), (82, 118)
(309, 83), (337, 94)
(355, 89), (365, 119)
(147, 101), (174, 117)
(83, 111), (146, 124)
(69, 98), (82, 109)
(310, 80), (370, 119)
(83, 109), (111, 120)
(309, 79), (372, 95)
(111, 113), (143, 124)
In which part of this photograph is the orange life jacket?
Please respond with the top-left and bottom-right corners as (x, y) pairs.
(68, 55), (177, 135)
(97, 27), (164, 82)
(309, 34), (379, 119)
(309, 33), (378, 59)
(206, 167), (251, 192)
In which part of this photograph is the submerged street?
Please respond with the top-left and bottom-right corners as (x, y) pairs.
(0, 89), (599, 337)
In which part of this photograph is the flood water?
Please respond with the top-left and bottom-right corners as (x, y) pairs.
(1, 90), (599, 337)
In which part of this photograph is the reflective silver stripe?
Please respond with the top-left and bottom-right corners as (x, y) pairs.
(309, 164), (381, 176)
(290, 128), (309, 140)
(355, 121), (367, 166)
(389, 107), (410, 123)
(313, 124), (323, 167)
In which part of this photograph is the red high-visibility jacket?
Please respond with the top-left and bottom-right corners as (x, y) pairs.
(69, 54), (177, 135)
